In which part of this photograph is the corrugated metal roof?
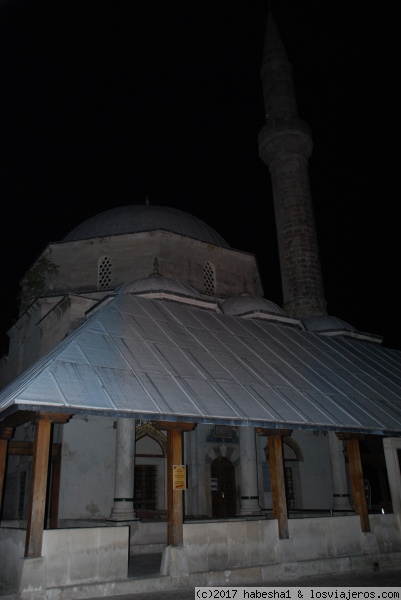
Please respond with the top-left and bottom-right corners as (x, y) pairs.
(1, 294), (401, 435)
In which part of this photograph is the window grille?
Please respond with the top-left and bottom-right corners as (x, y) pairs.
(18, 471), (27, 519)
(134, 465), (157, 510)
(285, 466), (295, 508)
(203, 261), (215, 295)
(98, 256), (112, 289)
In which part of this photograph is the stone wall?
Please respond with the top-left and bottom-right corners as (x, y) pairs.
(0, 527), (25, 590)
(183, 514), (401, 575)
(0, 525), (129, 594)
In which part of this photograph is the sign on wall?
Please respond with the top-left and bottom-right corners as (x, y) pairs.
(173, 464), (187, 490)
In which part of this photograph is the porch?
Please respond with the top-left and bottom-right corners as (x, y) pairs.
(1, 512), (401, 600)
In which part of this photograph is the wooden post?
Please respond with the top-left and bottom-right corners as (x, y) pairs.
(155, 421), (196, 547)
(269, 434), (289, 539)
(25, 412), (71, 557)
(337, 433), (370, 532)
(0, 426), (14, 515)
(25, 416), (52, 558)
(257, 428), (292, 539)
(167, 428), (183, 546)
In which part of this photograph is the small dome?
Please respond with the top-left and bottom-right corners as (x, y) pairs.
(121, 273), (201, 298)
(64, 205), (229, 247)
(120, 272), (219, 310)
(303, 315), (356, 333)
(221, 293), (287, 317)
(302, 315), (382, 344)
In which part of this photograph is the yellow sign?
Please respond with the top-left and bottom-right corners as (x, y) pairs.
(173, 464), (187, 490)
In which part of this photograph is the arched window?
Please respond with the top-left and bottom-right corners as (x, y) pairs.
(203, 261), (215, 295)
(98, 256), (112, 290)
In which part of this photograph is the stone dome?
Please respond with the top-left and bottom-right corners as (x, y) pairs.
(120, 272), (219, 310)
(64, 205), (230, 247)
(302, 314), (382, 344)
(221, 293), (287, 317)
(302, 315), (356, 333)
(121, 273), (201, 298)
(220, 293), (301, 326)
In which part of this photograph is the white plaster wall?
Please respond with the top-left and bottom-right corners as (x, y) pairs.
(295, 430), (333, 508)
(59, 416), (116, 520)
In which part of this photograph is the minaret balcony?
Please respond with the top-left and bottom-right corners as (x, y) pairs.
(258, 117), (313, 164)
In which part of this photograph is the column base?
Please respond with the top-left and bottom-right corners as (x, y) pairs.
(160, 545), (189, 577)
(108, 513), (139, 521)
(110, 501), (138, 521)
(333, 494), (352, 511)
(238, 497), (262, 515)
(17, 557), (47, 600)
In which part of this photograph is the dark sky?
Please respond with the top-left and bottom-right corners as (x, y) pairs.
(0, 1), (399, 354)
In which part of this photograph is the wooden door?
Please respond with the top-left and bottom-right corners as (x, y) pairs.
(211, 457), (236, 518)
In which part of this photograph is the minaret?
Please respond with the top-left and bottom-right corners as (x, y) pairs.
(258, 9), (327, 319)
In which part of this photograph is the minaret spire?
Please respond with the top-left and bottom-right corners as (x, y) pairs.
(258, 8), (327, 319)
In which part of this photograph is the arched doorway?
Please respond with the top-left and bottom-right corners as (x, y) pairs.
(211, 456), (236, 518)
(283, 438), (303, 509)
(135, 423), (167, 518)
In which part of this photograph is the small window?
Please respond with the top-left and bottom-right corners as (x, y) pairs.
(203, 261), (215, 295)
(98, 256), (112, 289)
(134, 465), (157, 510)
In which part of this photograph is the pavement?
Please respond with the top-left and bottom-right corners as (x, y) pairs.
(83, 555), (401, 600)
(1, 554), (399, 600)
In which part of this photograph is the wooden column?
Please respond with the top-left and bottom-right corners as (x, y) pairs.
(155, 421), (196, 546)
(0, 426), (14, 515)
(25, 413), (70, 558)
(257, 428), (292, 539)
(168, 428), (184, 546)
(337, 433), (370, 532)
(25, 415), (52, 557)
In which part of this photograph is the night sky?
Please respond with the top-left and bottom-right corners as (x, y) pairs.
(0, 1), (399, 356)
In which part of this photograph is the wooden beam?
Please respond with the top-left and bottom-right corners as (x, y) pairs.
(167, 428), (184, 546)
(256, 428), (293, 438)
(0, 426), (14, 515)
(8, 440), (61, 459)
(154, 420), (196, 432)
(345, 436), (370, 532)
(25, 416), (52, 558)
(154, 421), (195, 545)
(256, 429), (291, 539)
(268, 434), (289, 539)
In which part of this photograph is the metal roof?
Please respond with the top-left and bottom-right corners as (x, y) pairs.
(1, 293), (401, 435)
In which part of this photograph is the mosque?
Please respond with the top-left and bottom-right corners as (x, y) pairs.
(1, 8), (401, 600)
